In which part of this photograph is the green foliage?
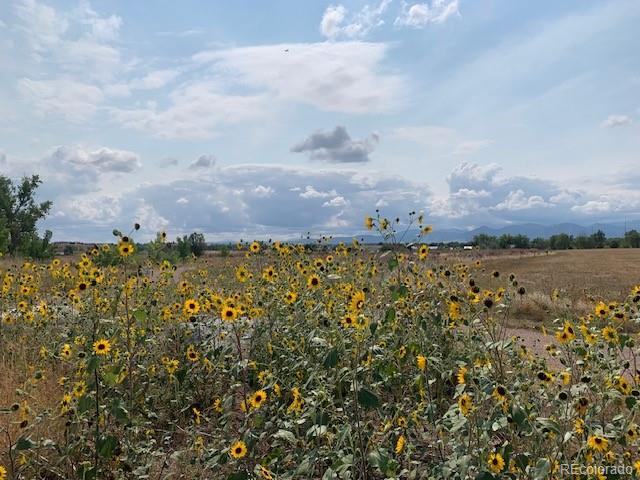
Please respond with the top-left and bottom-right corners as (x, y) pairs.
(0, 174), (52, 255)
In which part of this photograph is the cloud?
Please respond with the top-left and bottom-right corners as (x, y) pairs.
(18, 77), (104, 122)
(156, 29), (205, 38)
(291, 126), (379, 163)
(320, 0), (392, 39)
(390, 125), (492, 156)
(13, 0), (122, 81)
(159, 157), (179, 168)
(451, 139), (494, 155)
(109, 81), (270, 139)
(395, 0), (459, 27)
(189, 154), (216, 169)
(193, 42), (404, 115)
(601, 114), (633, 128)
(42, 164), (429, 241)
(46, 145), (141, 174)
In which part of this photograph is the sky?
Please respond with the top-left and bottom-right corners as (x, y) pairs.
(0, 0), (639, 241)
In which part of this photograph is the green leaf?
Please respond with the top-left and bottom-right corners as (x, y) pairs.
(387, 257), (398, 271)
(86, 356), (99, 374)
(111, 399), (129, 424)
(227, 473), (248, 480)
(323, 348), (339, 369)
(357, 388), (380, 409)
(626, 396), (637, 410)
(385, 308), (396, 322)
(533, 458), (551, 480)
(78, 395), (93, 414)
(97, 435), (118, 459)
(133, 309), (147, 322)
(273, 429), (296, 445)
(15, 437), (36, 450)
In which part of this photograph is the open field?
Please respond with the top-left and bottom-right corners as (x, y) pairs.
(1, 238), (640, 479)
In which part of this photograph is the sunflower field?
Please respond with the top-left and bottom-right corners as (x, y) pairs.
(1, 214), (640, 479)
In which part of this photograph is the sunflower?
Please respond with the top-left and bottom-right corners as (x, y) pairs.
(625, 424), (639, 443)
(602, 326), (619, 344)
(458, 393), (472, 416)
(183, 299), (200, 316)
(284, 291), (298, 305)
(395, 434), (405, 454)
(418, 244), (429, 260)
(341, 314), (355, 328)
(221, 306), (238, 322)
(595, 301), (608, 317)
(587, 435), (609, 452)
(92, 339), (111, 355)
(229, 440), (247, 459)
(258, 465), (274, 480)
(73, 381), (87, 398)
(307, 274), (321, 289)
(456, 366), (467, 385)
(364, 216), (374, 230)
(614, 375), (632, 395)
(574, 397), (589, 416)
(117, 241), (134, 257)
(186, 346), (199, 362)
(487, 452), (505, 473)
(249, 242), (260, 253)
(250, 390), (267, 409)
(261, 266), (277, 282)
(416, 354), (427, 371)
(350, 290), (365, 312)
(492, 385), (507, 403)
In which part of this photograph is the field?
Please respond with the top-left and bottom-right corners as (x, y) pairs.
(1, 226), (640, 479)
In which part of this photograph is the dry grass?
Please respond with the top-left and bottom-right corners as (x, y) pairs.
(469, 249), (640, 328)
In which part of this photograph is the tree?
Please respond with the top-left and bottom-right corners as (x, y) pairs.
(473, 234), (499, 249)
(624, 230), (640, 248)
(549, 233), (572, 250)
(188, 232), (206, 257)
(590, 229), (606, 249)
(0, 175), (52, 255)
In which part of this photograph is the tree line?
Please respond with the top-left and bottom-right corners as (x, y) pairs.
(472, 230), (640, 250)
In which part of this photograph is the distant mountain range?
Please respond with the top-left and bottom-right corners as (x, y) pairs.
(338, 222), (639, 244)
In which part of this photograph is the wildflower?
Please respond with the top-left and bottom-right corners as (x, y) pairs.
(249, 242), (260, 253)
(418, 244), (429, 260)
(487, 452), (505, 473)
(61, 343), (72, 359)
(595, 301), (608, 317)
(186, 346), (199, 362)
(307, 274), (321, 289)
(285, 291), (297, 305)
(587, 435), (609, 452)
(0, 465), (7, 480)
(192, 407), (201, 425)
(229, 440), (247, 459)
(183, 299), (200, 316)
(574, 418), (585, 434)
(625, 424), (639, 443)
(456, 366), (467, 385)
(221, 306), (238, 322)
(93, 339), (111, 355)
(117, 240), (134, 257)
(395, 434), (406, 454)
(258, 465), (274, 479)
(458, 393), (472, 416)
(73, 381), (87, 398)
(416, 354), (427, 371)
(602, 326), (619, 344)
(250, 390), (267, 410)
(350, 290), (365, 312)
(492, 385), (507, 403)
(365, 216), (374, 230)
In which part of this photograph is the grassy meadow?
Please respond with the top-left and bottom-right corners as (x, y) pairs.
(1, 218), (640, 479)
